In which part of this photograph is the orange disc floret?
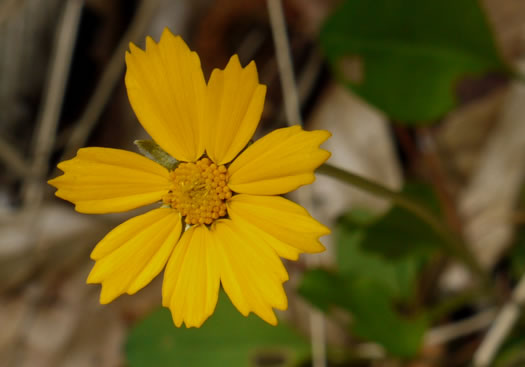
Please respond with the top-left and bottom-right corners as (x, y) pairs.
(163, 158), (231, 225)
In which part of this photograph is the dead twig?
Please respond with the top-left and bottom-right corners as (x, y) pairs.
(473, 275), (525, 366)
(267, 0), (301, 127)
(425, 308), (497, 347)
(0, 135), (30, 178)
(267, 1), (326, 367)
(57, 0), (159, 165)
(417, 127), (464, 235)
(22, 0), (83, 209)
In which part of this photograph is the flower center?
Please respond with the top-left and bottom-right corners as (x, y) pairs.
(163, 157), (232, 225)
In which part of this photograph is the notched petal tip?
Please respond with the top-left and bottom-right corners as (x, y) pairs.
(54, 158), (71, 172)
(319, 221), (331, 236)
(86, 269), (97, 284)
(320, 129), (332, 139)
(321, 149), (332, 161)
(161, 26), (172, 34)
(226, 54), (241, 69)
(253, 305), (281, 326)
(99, 285), (117, 305)
(127, 42), (144, 56)
(205, 53), (266, 165)
(181, 318), (206, 329)
(263, 311), (278, 326)
(160, 26), (178, 41)
(145, 35), (157, 50)
(308, 128), (332, 147)
(47, 176), (60, 188)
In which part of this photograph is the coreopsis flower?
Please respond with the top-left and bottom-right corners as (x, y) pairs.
(48, 28), (330, 327)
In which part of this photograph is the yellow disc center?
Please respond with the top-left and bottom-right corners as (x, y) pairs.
(163, 158), (232, 225)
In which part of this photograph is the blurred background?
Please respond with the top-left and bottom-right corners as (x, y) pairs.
(2, 0), (525, 366)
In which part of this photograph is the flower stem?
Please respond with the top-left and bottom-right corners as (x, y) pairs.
(317, 163), (487, 281)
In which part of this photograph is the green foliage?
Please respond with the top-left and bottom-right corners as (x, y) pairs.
(134, 139), (178, 170)
(336, 224), (420, 302)
(300, 269), (426, 358)
(298, 183), (445, 357)
(126, 293), (310, 367)
(343, 183), (443, 260)
(320, 0), (505, 123)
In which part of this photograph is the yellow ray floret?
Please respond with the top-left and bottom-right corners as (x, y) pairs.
(212, 219), (289, 326)
(205, 55), (266, 165)
(87, 208), (182, 303)
(228, 125), (331, 195)
(125, 29), (207, 162)
(48, 147), (170, 214)
(162, 225), (220, 328)
(227, 194), (329, 260)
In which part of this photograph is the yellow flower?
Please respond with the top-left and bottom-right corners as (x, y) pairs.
(48, 28), (331, 327)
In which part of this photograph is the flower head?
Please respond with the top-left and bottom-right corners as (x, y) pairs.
(48, 28), (331, 327)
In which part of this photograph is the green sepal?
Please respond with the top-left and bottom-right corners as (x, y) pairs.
(134, 140), (178, 171)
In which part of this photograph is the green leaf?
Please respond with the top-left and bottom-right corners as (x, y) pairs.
(299, 269), (427, 358)
(134, 139), (178, 170)
(336, 226), (420, 301)
(320, 0), (505, 123)
(348, 279), (426, 358)
(342, 183), (443, 259)
(298, 184), (439, 357)
(126, 293), (310, 367)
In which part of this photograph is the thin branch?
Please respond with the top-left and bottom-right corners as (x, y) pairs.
(58, 0), (159, 164)
(425, 308), (497, 347)
(22, 0), (83, 208)
(266, 1), (326, 367)
(0, 136), (30, 178)
(473, 275), (525, 366)
(317, 163), (487, 282)
(267, 0), (301, 126)
(417, 127), (464, 235)
(346, 308), (497, 361)
(275, 46), (323, 126)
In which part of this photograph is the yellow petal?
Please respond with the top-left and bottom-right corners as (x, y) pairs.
(230, 214), (301, 260)
(228, 126), (331, 195)
(125, 28), (206, 162)
(87, 208), (182, 304)
(205, 55), (266, 165)
(48, 147), (170, 214)
(212, 219), (288, 325)
(227, 194), (328, 258)
(162, 225), (220, 328)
